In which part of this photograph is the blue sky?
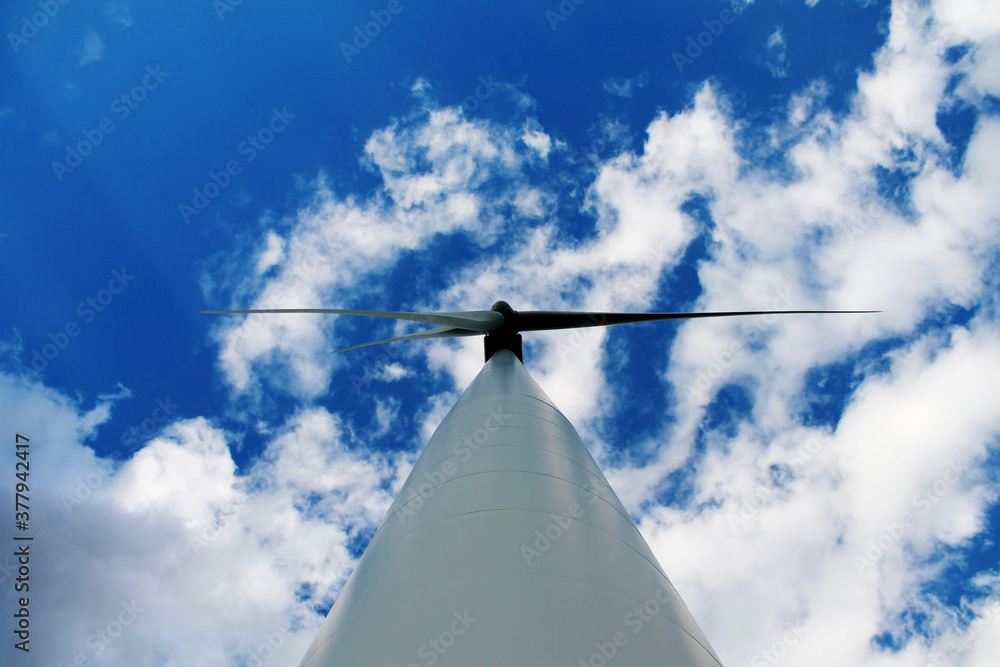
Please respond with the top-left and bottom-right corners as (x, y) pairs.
(2, 0), (999, 665)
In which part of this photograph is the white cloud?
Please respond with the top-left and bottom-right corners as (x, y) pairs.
(10, 0), (1000, 664)
(0, 371), (399, 667)
(78, 30), (105, 67)
(642, 321), (1000, 665)
(209, 99), (550, 401)
(373, 397), (400, 436)
(376, 362), (412, 382)
(787, 79), (829, 127)
(598, 6), (1000, 665)
(521, 127), (551, 158)
(512, 186), (548, 218)
(255, 230), (285, 275)
(765, 27), (789, 78)
(393, 4), (999, 664)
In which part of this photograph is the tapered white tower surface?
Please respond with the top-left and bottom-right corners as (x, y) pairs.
(203, 302), (872, 664)
(298, 350), (723, 666)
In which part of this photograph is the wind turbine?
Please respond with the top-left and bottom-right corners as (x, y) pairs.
(203, 301), (876, 666)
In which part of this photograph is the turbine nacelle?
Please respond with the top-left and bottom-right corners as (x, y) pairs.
(486, 300), (522, 362)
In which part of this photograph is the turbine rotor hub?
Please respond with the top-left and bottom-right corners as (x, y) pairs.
(490, 300), (517, 329)
(486, 300), (522, 362)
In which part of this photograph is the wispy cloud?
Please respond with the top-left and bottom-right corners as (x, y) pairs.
(0, 371), (397, 665)
(77, 30), (105, 67)
(603, 73), (648, 98)
(765, 26), (789, 78)
(207, 101), (548, 402)
(106, 3), (134, 28)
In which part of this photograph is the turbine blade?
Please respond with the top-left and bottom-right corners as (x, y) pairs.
(199, 307), (505, 332)
(515, 309), (880, 331)
(331, 326), (481, 354)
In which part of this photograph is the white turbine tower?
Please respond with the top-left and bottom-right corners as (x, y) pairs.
(203, 301), (876, 666)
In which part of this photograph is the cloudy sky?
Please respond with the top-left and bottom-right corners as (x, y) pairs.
(2, 0), (999, 665)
